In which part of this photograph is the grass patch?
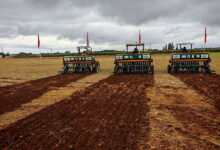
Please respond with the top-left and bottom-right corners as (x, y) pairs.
(0, 56), (115, 87)
(209, 52), (220, 55)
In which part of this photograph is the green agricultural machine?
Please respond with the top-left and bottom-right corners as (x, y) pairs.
(167, 52), (212, 73)
(61, 44), (99, 73)
(114, 43), (154, 74)
(61, 33), (100, 73)
(62, 56), (100, 73)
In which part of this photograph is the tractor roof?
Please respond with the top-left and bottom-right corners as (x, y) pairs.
(76, 46), (91, 49)
(126, 43), (145, 47)
(116, 53), (150, 55)
(125, 43), (145, 52)
(63, 56), (94, 58)
(171, 52), (209, 55)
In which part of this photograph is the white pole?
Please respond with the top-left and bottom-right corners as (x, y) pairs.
(39, 48), (42, 64)
(204, 27), (206, 51)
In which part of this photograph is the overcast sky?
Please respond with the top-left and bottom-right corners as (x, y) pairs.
(0, 0), (220, 53)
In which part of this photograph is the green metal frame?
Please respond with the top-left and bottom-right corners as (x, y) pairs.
(168, 53), (211, 73)
(62, 56), (97, 73)
(171, 53), (210, 60)
(114, 54), (154, 74)
(63, 56), (94, 62)
(115, 54), (151, 60)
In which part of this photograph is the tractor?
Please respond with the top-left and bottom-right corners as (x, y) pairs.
(61, 46), (100, 73)
(167, 52), (212, 73)
(114, 43), (154, 74)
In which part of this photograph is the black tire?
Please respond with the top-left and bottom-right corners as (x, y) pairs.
(194, 67), (199, 73)
(151, 65), (154, 74)
(167, 65), (171, 73)
(114, 65), (118, 74)
(205, 66), (211, 73)
(95, 63), (100, 73)
(63, 67), (69, 74)
(114, 64), (122, 74)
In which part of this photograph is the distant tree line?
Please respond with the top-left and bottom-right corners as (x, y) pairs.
(163, 42), (175, 50)
(0, 52), (10, 58)
(13, 52), (38, 58)
(6, 48), (220, 58)
(148, 47), (220, 54)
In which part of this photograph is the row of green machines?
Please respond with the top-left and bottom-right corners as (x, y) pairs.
(61, 52), (212, 74)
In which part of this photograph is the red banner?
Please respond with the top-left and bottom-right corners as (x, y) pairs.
(38, 34), (40, 48)
(139, 30), (141, 44)
(87, 32), (89, 47)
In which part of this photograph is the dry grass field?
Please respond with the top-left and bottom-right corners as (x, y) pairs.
(0, 53), (219, 149)
(210, 53), (220, 74)
(0, 53), (219, 87)
(0, 56), (114, 87)
(0, 58), (62, 86)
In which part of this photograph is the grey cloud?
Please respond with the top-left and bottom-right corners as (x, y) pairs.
(0, 0), (220, 52)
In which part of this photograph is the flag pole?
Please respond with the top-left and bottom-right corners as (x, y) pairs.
(139, 29), (141, 53)
(38, 34), (42, 64)
(204, 27), (207, 51)
(40, 48), (42, 64)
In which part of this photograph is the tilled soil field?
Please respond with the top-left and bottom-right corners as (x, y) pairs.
(0, 74), (154, 150)
(174, 73), (220, 111)
(0, 74), (88, 115)
(0, 67), (220, 149)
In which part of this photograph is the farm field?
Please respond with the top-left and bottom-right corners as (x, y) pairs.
(0, 58), (62, 87)
(0, 56), (114, 87)
(0, 53), (220, 149)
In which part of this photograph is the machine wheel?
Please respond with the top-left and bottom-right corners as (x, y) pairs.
(194, 67), (199, 73)
(205, 66), (211, 73)
(93, 61), (100, 73)
(95, 63), (100, 73)
(114, 65), (118, 74)
(151, 65), (154, 74)
(167, 65), (171, 73)
(62, 65), (69, 74)
(114, 64), (121, 74)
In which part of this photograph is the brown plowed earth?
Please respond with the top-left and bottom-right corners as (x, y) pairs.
(174, 73), (220, 112)
(0, 74), (153, 150)
(0, 74), (89, 115)
(155, 104), (220, 149)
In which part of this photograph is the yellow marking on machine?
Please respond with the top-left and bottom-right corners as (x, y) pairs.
(116, 60), (151, 63)
(171, 52), (209, 55)
(172, 59), (209, 62)
(116, 53), (151, 55)
(64, 61), (93, 64)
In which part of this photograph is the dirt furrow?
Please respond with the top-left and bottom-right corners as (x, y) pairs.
(146, 55), (220, 149)
(0, 74), (154, 150)
(174, 73), (220, 112)
(0, 74), (89, 115)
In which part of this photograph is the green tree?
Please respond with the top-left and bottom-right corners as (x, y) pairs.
(5, 52), (10, 56)
(168, 42), (174, 50)
(65, 51), (71, 54)
(163, 44), (168, 50)
(0, 52), (5, 58)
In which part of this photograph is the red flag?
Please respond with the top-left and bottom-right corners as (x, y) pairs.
(139, 30), (141, 44)
(205, 27), (207, 43)
(87, 32), (89, 47)
(38, 34), (40, 48)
